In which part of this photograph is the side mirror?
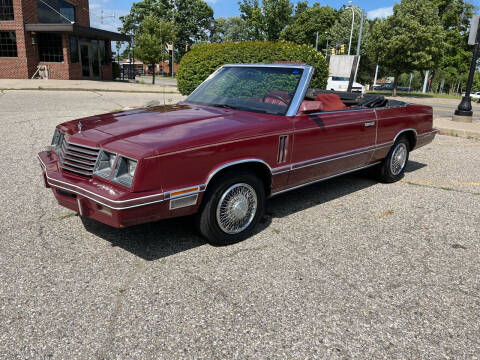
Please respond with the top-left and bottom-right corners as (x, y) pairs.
(297, 100), (324, 115)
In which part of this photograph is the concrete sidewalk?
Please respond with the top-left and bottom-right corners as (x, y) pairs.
(0, 78), (179, 93)
(434, 117), (480, 139)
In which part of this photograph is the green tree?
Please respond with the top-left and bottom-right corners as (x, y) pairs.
(239, 0), (293, 41)
(280, 3), (337, 48)
(173, 0), (214, 57)
(135, 15), (175, 84)
(432, 0), (474, 93)
(292, 0), (308, 20)
(211, 17), (251, 42)
(368, 0), (445, 96)
(120, 0), (171, 34)
(328, 5), (369, 56)
(120, 0), (213, 59)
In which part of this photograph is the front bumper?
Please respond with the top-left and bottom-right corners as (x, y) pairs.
(38, 151), (199, 228)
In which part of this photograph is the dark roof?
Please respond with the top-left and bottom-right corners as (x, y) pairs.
(25, 23), (131, 41)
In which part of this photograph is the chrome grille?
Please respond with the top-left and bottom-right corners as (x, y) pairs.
(57, 138), (100, 176)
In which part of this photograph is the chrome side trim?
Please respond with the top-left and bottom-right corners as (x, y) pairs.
(293, 148), (375, 171)
(270, 162), (381, 197)
(205, 159), (273, 188)
(291, 145), (376, 169)
(394, 128), (418, 143)
(417, 129), (438, 138)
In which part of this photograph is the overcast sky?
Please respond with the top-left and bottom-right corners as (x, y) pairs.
(89, 0), (480, 32)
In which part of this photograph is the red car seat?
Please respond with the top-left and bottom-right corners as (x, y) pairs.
(314, 93), (347, 111)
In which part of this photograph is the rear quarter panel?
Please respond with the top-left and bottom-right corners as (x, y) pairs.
(372, 104), (433, 161)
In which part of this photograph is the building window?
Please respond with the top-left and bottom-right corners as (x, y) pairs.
(70, 35), (78, 63)
(38, 33), (64, 62)
(0, 0), (14, 20)
(38, 0), (75, 24)
(0, 31), (17, 57)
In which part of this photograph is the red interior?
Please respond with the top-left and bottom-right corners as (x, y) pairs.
(263, 90), (291, 106)
(314, 94), (347, 111)
(298, 100), (324, 114)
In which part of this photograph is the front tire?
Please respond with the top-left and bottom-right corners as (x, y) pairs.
(196, 171), (266, 246)
(377, 137), (410, 183)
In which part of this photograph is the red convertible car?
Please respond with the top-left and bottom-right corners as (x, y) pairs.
(38, 64), (437, 245)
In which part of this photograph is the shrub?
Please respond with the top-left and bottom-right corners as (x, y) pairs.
(177, 41), (329, 95)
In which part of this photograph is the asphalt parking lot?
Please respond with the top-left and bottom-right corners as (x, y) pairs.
(1, 90), (479, 359)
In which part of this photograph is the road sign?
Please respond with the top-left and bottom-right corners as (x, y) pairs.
(468, 15), (479, 45)
(167, 44), (173, 51)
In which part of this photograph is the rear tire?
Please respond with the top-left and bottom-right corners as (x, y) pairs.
(377, 137), (410, 183)
(196, 170), (266, 246)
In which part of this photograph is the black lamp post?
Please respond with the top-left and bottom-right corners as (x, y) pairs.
(454, 20), (480, 121)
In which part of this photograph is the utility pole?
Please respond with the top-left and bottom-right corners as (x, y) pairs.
(325, 32), (329, 57)
(373, 65), (379, 87)
(315, 32), (319, 51)
(356, 10), (364, 56)
(409, 73), (413, 92)
(171, 43), (174, 78)
(422, 70), (430, 93)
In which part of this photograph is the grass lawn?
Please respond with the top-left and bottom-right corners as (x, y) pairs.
(368, 90), (462, 99)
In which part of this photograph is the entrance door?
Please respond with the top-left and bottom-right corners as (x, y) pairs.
(80, 44), (90, 78)
(80, 43), (100, 80)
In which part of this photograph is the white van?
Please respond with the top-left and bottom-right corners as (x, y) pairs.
(327, 76), (365, 94)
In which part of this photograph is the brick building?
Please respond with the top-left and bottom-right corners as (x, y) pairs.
(0, 0), (130, 80)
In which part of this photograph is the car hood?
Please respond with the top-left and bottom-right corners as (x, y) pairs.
(58, 103), (285, 158)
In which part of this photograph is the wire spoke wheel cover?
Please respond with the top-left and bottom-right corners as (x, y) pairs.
(216, 183), (258, 235)
(390, 143), (408, 176)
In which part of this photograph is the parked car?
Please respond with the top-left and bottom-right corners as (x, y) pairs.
(327, 76), (365, 94)
(38, 64), (437, 245)
(373, 83), (411, 92)
(461, 91), (480, 100)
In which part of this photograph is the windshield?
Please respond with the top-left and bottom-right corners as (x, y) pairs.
(185, 66), (304, 115)
(331, 77), (350, 81)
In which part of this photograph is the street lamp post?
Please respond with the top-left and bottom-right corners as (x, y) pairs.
(347, 3), (355, 55)
(454, 15), (480, 123)
(454, 43), (479, 121)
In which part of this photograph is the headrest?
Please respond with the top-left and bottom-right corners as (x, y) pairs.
(314, 93), (347, 111)
(297, 100), (324, 114)
(264, 90), (290, 104)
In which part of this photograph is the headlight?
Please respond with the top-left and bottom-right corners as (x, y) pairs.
(113, 156), (137, 187)
(94, 150), (116, 178)
(51, 128), (64, 151)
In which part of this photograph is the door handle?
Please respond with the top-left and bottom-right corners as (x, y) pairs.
(364, 122), (375, 127)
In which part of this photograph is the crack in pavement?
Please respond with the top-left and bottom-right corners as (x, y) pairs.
(90, 90), (125, 109)
(401, 180), (480, 196)
(95, 258), (147, 360)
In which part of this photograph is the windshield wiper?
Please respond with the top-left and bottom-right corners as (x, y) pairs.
(211, 103), (239, 110)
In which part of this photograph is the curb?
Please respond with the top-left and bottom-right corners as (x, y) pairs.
(0, 87), (181, 94)
(434, 117), (480, 140)
(436, 128), (480, 140)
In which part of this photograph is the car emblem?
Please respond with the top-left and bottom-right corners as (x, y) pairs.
(78, 120), (82, 133)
